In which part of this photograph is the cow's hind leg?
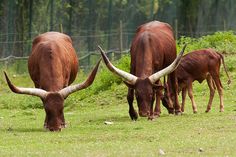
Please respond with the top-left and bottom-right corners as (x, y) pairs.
(181, 87), (187, 113)
(127, 88), (138, 120)
(205, 75), (216, 112)
(187, 82), (198, 113)
(212, 75), (224, 112)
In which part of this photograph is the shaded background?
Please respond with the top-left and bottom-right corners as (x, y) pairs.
(0, 0), (235, 68)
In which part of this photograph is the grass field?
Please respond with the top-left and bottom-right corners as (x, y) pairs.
(0, 54), (235, 157)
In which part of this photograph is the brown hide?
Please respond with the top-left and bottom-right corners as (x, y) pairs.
(130, 21), (177, 77)
(166, 48), (231, 113)
(127, 21), (180, 119)
(28, 32), (78, 91)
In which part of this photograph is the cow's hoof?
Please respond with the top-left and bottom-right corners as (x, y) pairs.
(193, 111), (198, 114)
(175, 111), (182, 116)
(61, 123), (67, 128)
(154, 112), (160, 117)
(168, 108), (174, 114)
(220, 109), (224, 112)
(129, 110), (138, 121)
(44, 124), (48, 129)
(205, 110), (210, 113)
(148, 115), (154, 121)
(131, 116), (138, 121)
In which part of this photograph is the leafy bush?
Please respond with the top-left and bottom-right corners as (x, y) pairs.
(177, 31), (236, 53)
(0, 59), (28, 74)
(87, 54), (130, 94)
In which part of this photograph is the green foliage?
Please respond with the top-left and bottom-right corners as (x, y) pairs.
(177, 31), (236, 53)
(0, 59), (28, 74)
(95, 54), (130, 92)
(72, 54), (131, 102)
(225, 56), (236, 72)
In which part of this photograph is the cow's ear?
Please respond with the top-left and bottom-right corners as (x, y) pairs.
(123, 81), (135, 89)
(152, 84), (164, 91)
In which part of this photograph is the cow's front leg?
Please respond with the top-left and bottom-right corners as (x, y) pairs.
(148, 95), (156, 120)
(169, 73), (182, 115)
(44, 114), (48, 129)
(154, 89), (162, 117)
(61, 113), (66, 128)
(127, 88), (138, 120)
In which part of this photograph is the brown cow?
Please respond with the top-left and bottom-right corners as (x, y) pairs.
(98, 21), (186, 120)
(163, 48), (231, 113)
(4, 32), (101, 131)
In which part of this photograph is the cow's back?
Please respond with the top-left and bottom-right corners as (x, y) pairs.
(177, 48), (221, 83)
(136, 21), (174, 38)
(130, 21), (176, 77)
(28, 32), (78, 91)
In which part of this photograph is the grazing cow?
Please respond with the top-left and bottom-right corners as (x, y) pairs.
(164, 48), (231, 113)
(4, 32), (101, 131)
(98, 21), (186, 120)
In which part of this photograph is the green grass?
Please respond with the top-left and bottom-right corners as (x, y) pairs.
(177, 31), (236, 54)
(0, 82), (236, 156)
(1, 32), (236, 156)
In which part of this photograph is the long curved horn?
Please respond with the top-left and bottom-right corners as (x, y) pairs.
(59, 59), (101, 98)
(4, 71), (48, 99)
(148, 44), (187, 84)
(98, 45), (137, 85)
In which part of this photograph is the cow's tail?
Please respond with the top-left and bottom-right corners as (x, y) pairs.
(217, 52), (231, 85)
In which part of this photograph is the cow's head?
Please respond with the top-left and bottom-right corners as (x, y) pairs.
(98, 45), (186, 117)
(4, 60), (100, 131)
(42, 92), (65, 131)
